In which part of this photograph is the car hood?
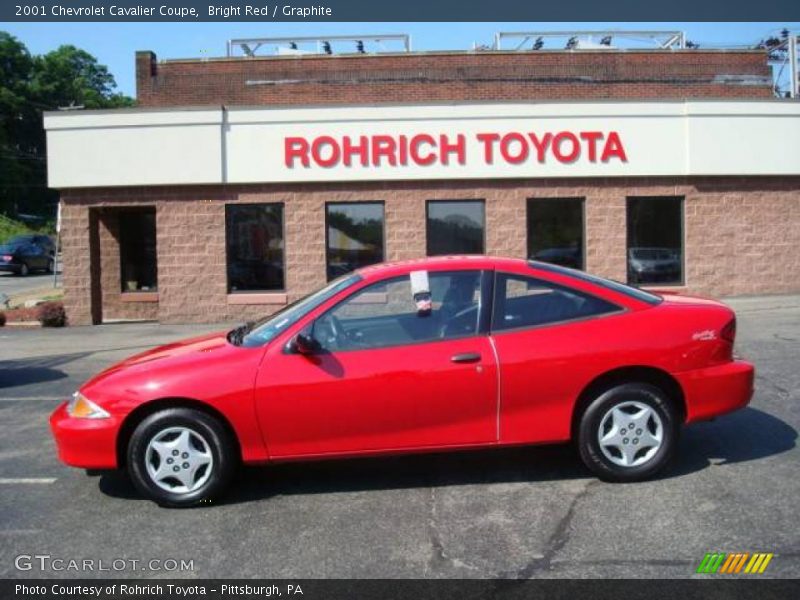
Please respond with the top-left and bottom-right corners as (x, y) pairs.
(83, 331), (233, 387)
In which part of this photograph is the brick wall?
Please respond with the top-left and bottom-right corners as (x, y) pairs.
(60, 176), (800, 325)
(135, 50), (773, 107)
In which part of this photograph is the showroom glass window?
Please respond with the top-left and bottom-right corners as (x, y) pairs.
(119, 208), (157, 292)
(325, 202), (385, 281)
(426, 200), (485, 256)
(527, 198), (585, 270)
(226, 204), (285, 292)
(626, 197), (684, 286)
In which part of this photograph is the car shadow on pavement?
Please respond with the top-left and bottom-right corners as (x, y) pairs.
(0, 352), (92, 389)
(96, 407), (796, 506)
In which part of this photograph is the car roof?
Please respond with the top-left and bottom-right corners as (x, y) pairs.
(356, 255), (529, 280)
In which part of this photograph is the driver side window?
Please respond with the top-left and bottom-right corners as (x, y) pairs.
(313, 270), (482, 352)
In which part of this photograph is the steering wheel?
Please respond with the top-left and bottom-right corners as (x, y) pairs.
(316, 314), (345, 350)
(439, 305), (479, 338)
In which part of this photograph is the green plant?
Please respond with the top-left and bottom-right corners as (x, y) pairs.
(37, 301), (67, 327)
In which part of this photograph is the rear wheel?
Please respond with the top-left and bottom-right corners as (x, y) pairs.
(19, 263), (29, 276)
(577, 383), (678, 482)
(127, 408), (237, 507)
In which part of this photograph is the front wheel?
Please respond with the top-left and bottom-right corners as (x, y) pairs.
(127, 408), (237, 507)
(577, 383), (678, 482)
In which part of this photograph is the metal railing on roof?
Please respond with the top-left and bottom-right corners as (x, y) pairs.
(226, 34), (412, 57)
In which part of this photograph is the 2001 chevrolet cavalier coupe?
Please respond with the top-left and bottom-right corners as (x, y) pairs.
(50, 257), (754, 507)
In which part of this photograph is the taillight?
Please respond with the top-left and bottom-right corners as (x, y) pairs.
(721, 317), (736, 344)
(1, 255), (12, 261)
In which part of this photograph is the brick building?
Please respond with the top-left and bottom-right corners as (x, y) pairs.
(45, 48), (800, 325)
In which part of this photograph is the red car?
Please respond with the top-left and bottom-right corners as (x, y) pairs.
(50, 257), (754, 507)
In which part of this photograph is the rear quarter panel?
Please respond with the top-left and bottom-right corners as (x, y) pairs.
(494, 300), (735, 444)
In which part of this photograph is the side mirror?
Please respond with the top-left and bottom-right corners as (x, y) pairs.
(291, 332), (319, 355)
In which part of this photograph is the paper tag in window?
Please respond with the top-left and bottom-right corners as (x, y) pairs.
(410, 270), (432, 315)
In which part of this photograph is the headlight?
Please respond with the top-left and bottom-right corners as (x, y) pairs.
(67, 392), (110, 419)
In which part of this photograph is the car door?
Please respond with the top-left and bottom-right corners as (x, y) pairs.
(489, 271), (625, 445)
(255, 269), (498, 458)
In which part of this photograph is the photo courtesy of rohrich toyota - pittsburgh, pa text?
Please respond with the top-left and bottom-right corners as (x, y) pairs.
(0, 1), (799, 599)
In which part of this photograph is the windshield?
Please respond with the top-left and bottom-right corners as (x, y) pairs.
(530, 261), (662, 305)
(0, 244), (20, 253)
(237, 273), (362, 348)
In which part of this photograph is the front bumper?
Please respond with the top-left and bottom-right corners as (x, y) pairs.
(677, 359), (755, 423)
(49, 402), (120, 469)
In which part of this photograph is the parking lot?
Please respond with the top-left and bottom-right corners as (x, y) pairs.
(0, 295), (798, 579)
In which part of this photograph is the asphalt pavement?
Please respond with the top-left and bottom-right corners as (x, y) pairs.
(0, 270), (61, 302)
(0, 295), (798, 579)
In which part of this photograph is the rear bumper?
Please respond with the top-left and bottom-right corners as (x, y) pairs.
(0, 263), (21, 273)
(49, 403), (120, 469)
(677, 360), (755, 423)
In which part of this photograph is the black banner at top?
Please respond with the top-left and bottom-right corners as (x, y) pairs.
(2, 0), (799, 22)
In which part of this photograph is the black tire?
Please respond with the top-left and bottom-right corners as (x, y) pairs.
(577, 383), (678, 482)
(19, 263), (29, 276)
(127, 408), (237, 507)
(46, 258), (54, 274)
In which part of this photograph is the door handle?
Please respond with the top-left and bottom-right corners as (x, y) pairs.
(451, 352), (481, 364)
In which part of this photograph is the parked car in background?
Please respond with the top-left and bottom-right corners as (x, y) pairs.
(50, 256), (754, 507)
(5, 234), (56, 257)
(627, 247), (682, 284)
(0, 242), (54, 276)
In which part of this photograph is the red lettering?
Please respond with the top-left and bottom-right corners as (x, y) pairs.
(371, 136), (397, 166)
(410, 134), (436, 166)
(579, 131), (603, 162)
(500, 132), (529, 164)
(476, 133), (500, 163)
(527, 132), (552, 163)
(284, 137), (310, 168)
(311, 136), (340, 168)
(439, 134), (466, 165)
(601, 131), (627, 162)
(342, 135), (369, 167)
(398, 135), (408, 166)
(552, 132), (580, 163)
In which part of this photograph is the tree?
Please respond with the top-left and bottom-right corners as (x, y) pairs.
(0, 33), (134, 218)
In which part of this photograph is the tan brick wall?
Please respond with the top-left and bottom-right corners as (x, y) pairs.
(135, 50), (773, 107)
(59, 176), (800, 325)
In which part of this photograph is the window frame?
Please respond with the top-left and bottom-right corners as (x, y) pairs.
(306, 269), (492, 354)
(425, 199), (487, 257)
(225, 202), (287, 294)
(118, 207), (158, 294)
(526, 197), (586, 271)
(324, 200), (386, 282)
(490, 271), (624, 335)
(625, 196), (686, 288)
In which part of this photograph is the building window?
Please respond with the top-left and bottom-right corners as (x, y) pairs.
(426, 200), (485, 256)
(527, 198), (584, 270)
(226, 204), (284, 292)
(119, 208), (157, 292)
(626, 197), (684, 285)
(325, 202), (385, 281)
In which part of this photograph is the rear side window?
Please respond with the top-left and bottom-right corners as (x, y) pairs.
(492, 273), (620, 332)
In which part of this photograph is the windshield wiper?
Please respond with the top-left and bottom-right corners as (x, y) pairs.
(227, 321), (255, 346)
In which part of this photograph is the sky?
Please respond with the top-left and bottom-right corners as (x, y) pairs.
(1, 22), (798, 97)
